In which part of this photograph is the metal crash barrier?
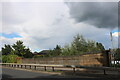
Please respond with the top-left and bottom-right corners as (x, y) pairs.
(1, 63), (120, 75)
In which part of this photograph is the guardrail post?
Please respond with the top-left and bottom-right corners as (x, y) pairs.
(103, 69), (106, 75)
(52, 67), (55, 71)
(14, 65), (15, 67)
(25, 65), (26, 69)
(30, 65), (31, 69)
(21, 65), (23, 68)
(73, 68), (76, 73)
(17, 65), (19, 68)
(44, 66), (47, 71)
(34, 66), (36, 70)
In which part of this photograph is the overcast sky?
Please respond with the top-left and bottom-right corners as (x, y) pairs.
(0, 0), (119, 52)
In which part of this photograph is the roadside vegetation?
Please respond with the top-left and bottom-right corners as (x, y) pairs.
(0, 34), (120, 63)
(44, 34), (105, 57)
(1, 40), (33, 63)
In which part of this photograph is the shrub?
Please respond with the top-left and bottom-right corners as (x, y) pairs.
(2, 54), (22, 63)
(33, 55), (44, 58)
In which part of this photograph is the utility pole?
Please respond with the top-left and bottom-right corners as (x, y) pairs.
(110, 32), (115, 67)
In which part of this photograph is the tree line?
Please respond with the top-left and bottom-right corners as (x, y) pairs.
(1, 34), (120, 62)
(44, 34), (105, 57)
(1, 40), (33, 63)
(1, 40), (33, 58)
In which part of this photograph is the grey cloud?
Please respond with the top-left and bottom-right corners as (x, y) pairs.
(2, 2), (29, 25)
(2, 15), (25, 25)
(66, 2), (118, 29)
(52, 15), (65, 25)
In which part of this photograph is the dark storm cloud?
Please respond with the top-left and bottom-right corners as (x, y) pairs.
(66, 2), (118, 29)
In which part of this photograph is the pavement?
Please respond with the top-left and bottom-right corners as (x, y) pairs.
(1, 67), (120, 80)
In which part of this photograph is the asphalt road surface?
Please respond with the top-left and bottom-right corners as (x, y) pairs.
(2, 67), (65, 78)
(1, 67), (120, 80)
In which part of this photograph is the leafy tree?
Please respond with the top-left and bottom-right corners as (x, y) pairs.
(23, 48), (33, 58)
(96, 42), (105, 52)
(115, 48), (120, 60)
(54, 45), (61, 56)
(2, 44), (13, 55)
(61, 34), (105, 56)
(61, 44), (77, 56)
(72, 34), (87, 52)
(86, 40), (97, 52)
(45, 45), (62, 57)
(44, 50), (54, 57)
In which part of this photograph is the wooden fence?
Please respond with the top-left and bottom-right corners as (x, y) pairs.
(22, 53), (109, 67)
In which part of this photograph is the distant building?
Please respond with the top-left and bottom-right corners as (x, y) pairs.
(33, 50), (50, 56)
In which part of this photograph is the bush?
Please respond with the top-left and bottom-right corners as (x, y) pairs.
(2, 54), (22, 63)
(2, 55), (7, 63)
(33, 55), (44, 58)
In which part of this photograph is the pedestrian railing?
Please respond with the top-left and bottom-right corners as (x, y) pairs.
(1, 63), (120, 75)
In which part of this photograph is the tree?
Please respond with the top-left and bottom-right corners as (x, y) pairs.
(115, 48), (120, 60)
(86, 40), (97, 52)
(61, 44), (71, 56)
(96, 42), (105, 52)
(2, 44), (13, 55)
(12, 40), (33, 58)
(71, 34), (87, 53)
(23, 48), (33, 58)
(43, 50), (54, 57)
(53, 45), (61, 56)
(61, 44), (77, 56)
(12, 40), (26, 57)
(46, 45), (62, 57)
(61, 34), (105, 56)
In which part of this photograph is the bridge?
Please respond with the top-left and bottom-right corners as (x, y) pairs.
(1, 63), (120, 80)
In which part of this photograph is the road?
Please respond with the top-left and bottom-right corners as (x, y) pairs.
(2, 67), (65, 78)
(1, 67), (120, 80)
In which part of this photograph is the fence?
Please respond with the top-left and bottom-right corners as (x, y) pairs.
(22, 53), (109, 67)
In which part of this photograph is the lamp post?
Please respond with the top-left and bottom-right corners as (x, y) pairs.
(110, 32), (115, 67)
